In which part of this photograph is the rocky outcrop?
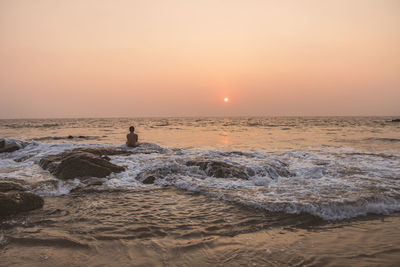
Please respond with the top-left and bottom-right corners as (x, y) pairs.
(0, 139), (27, 153)
(0, 181), (44, 216)
(39, 150), (125, 180)
(0, 182), (26, 192)
(70, 147), (133, 156)
(185, 160), (255, 179)
(0, 192), (44, 216)
(135, 160), (265, 185)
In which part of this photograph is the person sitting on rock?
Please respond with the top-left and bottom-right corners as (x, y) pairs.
(126, 126), (138, 147)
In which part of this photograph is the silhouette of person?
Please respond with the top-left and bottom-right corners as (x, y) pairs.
(126, 126), (138, 147)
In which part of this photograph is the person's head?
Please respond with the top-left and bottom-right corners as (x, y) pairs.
(129, 126), (135, 133)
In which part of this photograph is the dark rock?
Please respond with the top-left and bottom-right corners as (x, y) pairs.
(391, 119), (400, 122)
(142, 176), (156, 184)
(101, 155), (111, 161)
(0, 139), (26, 153)
(186, 160), (255, 179)
(68, 135), (74, 139)
(40, 150), (125, 180)
(0, 182), (25, 192)
(71, 147), (132, 156)
(0, 192), (44, 216)
(14, 154), (35, 162)
(135, 168), (174, 184)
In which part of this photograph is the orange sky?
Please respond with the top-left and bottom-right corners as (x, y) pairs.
(1, 0), (399, 118)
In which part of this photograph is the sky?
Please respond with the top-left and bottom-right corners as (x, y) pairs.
(0, 0), (399, 118)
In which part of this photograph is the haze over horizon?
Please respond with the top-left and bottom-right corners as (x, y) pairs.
(1, 0), (399, 119)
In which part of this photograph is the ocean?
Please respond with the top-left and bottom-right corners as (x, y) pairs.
(1, 116), (400, 266)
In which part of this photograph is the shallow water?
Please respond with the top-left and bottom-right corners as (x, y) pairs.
(1, 116), (400, 265)
(1, 188), (399, 266)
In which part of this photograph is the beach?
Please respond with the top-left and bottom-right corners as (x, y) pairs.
(1, 117), (400, 266)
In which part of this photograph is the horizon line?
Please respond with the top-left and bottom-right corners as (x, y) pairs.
(1, 115), (399, 120)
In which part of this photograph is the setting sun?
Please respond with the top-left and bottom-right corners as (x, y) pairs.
(224, 97), (229, 103)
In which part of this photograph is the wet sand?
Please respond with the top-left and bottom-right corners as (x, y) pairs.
(1, 188), (399, 266)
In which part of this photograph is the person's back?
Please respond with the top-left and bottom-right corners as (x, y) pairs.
(126, 126), (138, 147)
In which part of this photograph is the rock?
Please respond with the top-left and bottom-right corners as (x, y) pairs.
(267, 163), (295, 178)
(71, 147), (133, 156)
(391, 119), (400, 122)
(0, 177), (29, 186)
(130, 142), (167, 154)
(135, 168), (174, 184)
(80, 177), (107, 186)
(135, 164), (183, 184)
(0, 182), (25, 192)
(40, 150), (125, 180)
(185, 160), (255, 179)
(0, 192), (44, 216)
(0, 139), (26, 153)
(142, 176), (156, 184)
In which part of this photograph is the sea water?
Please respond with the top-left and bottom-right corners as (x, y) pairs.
(1, 117), (400, 266)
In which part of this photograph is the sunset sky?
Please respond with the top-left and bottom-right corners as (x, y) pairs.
(1, 0), (399, 118)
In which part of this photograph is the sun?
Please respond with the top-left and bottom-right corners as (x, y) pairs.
(224, 97), (229, 103)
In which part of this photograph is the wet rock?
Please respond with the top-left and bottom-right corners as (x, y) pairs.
(268, 164), (295, 178)
(135, 164), (184, 184)
(71, 147), (133, 156)
(142, 176), (156, 184)
(258, 164), (294, 179)
(130, 142), (167, 154)
(185, 160), (255, 179)
(0, 182), (25, 192)
(0, 177), (29, 187)
(0, 192), (44, 216)
(40, 150), (125, 180)
(14, 154), (35, 162)
(0, 139), (26, 153)
(136, 168), (175, 184)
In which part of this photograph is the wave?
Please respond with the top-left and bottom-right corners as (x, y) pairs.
(33, 136), (99, 141)
(1, 139), (400, 221)
(364, 137), (400, 143)
(3, 123), (61, 129)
